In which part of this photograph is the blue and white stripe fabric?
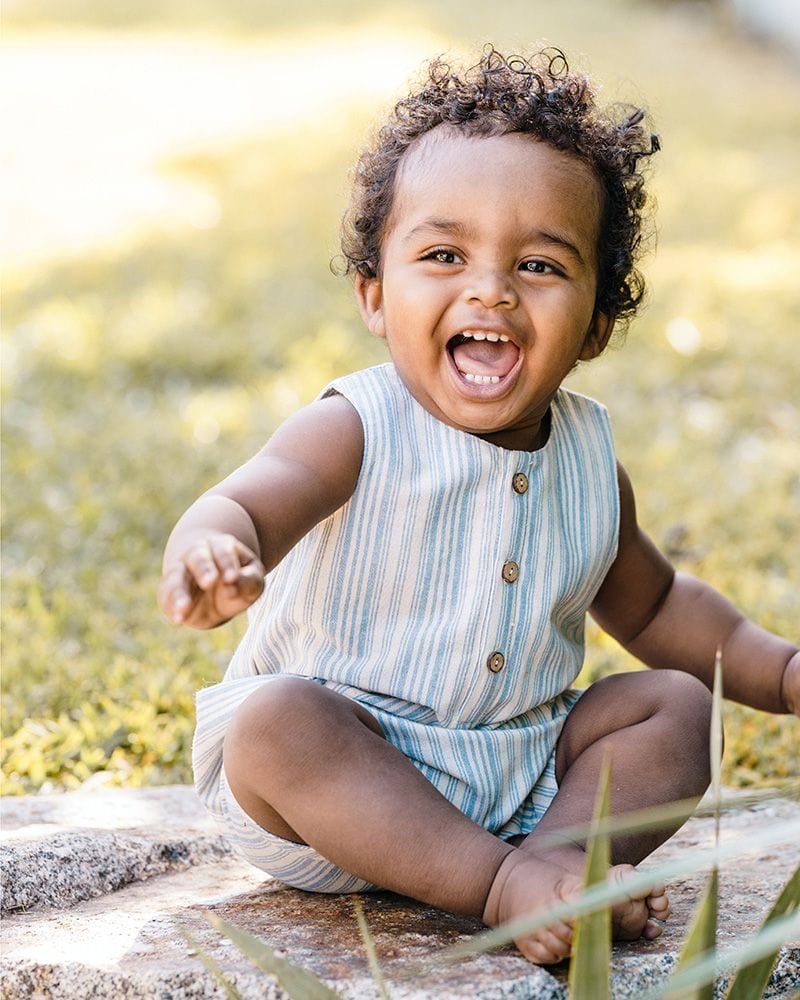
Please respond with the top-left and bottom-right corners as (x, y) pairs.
(193, 363), (619, 883)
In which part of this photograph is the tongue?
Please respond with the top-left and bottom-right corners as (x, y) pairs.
(452, 339), (519, 377)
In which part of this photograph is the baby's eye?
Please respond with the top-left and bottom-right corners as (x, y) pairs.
(423, 248), (463, 265)
(520, 259), (559, 275)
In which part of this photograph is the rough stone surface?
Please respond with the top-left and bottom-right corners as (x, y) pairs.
(1, 786), (799, 999)
(0, 830), (231, 913)
(1, 786), (231, 914)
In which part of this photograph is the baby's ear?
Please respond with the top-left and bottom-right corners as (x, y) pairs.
(579, 311), (614, 360)
(354, 273), (386, 339)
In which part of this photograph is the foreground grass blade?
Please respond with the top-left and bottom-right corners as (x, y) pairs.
(652, 652), (722, 1000)
(725, 864), (800, 1000)
(710, 647), (724, 843)
(568, 759), (612, 1000)
(632, 911), (800, 1000)
(204, 910), (342, 999)
(178, 922), (245, 1000)
(663, 868), (718, 1000)
(353, 896), (392, 1000)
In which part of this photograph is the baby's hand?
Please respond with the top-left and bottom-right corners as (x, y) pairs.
(158, 533), (265, 629)
(782, 651), (800, 717)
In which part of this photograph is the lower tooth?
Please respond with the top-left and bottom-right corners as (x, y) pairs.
(464, 373), (500, 384)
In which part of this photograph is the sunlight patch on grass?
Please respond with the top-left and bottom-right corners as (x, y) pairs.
(182, 387), (255, 447)
(1, 24), (441, 272)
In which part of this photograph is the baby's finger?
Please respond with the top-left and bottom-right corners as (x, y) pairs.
(184, 542), (220, 589)
(214, 564), (265, 615)
(158, 565), (199, 624)
(208, 535), (243, 584)
(236, 562), (266, 594)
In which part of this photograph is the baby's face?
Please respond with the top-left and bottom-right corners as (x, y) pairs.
(355, 129), (612, 451)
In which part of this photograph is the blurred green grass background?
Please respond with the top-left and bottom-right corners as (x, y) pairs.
(2, 0), (798, 795)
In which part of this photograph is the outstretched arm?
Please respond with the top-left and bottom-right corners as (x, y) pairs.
(158, 392), (364, 629)
(590, 463), (799, 715)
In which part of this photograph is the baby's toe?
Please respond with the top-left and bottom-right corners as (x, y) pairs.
(647, 890), (671, 922)
(643, 918), (665, 940)
(517, 926), (572, 965)
(613, 902), (651, 940)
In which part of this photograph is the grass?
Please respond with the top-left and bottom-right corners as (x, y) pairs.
(2, 0), (799, 795)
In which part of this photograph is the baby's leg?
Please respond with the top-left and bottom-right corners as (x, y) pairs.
(488, 670), (712, 960)
(223, 677), (514, 916)
(223, 677), (595, 963)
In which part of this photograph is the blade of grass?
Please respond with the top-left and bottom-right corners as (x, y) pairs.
(725, 864), (800, 1000)
(631, 910), (800, 1000)
(352, 896), (392, 1000)
(711, 647), (724, 845)
(568, 759), (612, 1000)
(663, 653), (722, 1000)
(392, 815), (800, 976)
(663, 868), (718, 1000)
(204, 910), (342, 1000)
(177, 921), (245, 1000)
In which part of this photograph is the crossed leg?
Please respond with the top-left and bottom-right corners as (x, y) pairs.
(223, 669), (712, 964)
(485, 670), (712, 961)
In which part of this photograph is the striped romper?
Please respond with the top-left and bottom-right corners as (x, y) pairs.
(192, 363), (620, 892)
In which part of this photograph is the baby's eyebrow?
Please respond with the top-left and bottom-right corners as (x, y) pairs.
(402, 218), (467, 243)
(526, 228), (587, 267)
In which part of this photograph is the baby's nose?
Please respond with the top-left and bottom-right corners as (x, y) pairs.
(464, 268), (518, 309)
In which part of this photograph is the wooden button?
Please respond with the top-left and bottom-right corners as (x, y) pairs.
(512, 472), (529, 495)
(487, 651), (505, 673)
(502, 561), (519, 583)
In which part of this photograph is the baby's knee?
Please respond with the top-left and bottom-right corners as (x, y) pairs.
(653, 670), (715, 768)
(655, 670), (712, 727)
(225, 676), (327, 762)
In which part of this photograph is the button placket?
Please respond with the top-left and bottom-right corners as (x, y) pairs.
(487, 466), (533, 679)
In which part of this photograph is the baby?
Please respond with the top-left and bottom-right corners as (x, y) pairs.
(159, 47), (799, 964)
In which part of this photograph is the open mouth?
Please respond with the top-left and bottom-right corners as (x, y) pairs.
(447, 331), (521, 385)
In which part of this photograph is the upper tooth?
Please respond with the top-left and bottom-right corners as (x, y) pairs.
(463, 331), (511, 342)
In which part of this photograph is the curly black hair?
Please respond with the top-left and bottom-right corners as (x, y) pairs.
(340, 46), (659, 327)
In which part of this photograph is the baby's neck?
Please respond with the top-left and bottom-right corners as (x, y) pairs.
(477, 410), (551, 453)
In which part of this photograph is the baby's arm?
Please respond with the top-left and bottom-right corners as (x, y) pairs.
(590, 464), (799, 716)
(158, 393), (364, 629)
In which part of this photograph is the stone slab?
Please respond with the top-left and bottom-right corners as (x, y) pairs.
(0, 784), (218, 836)
(1, 787), (230, 913)
(1, 786), (799, 998)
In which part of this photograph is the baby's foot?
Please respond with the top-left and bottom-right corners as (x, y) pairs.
(483, 851), (672, 965)
(483, 850), (584, 964)
(524, 842), (672, 945)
